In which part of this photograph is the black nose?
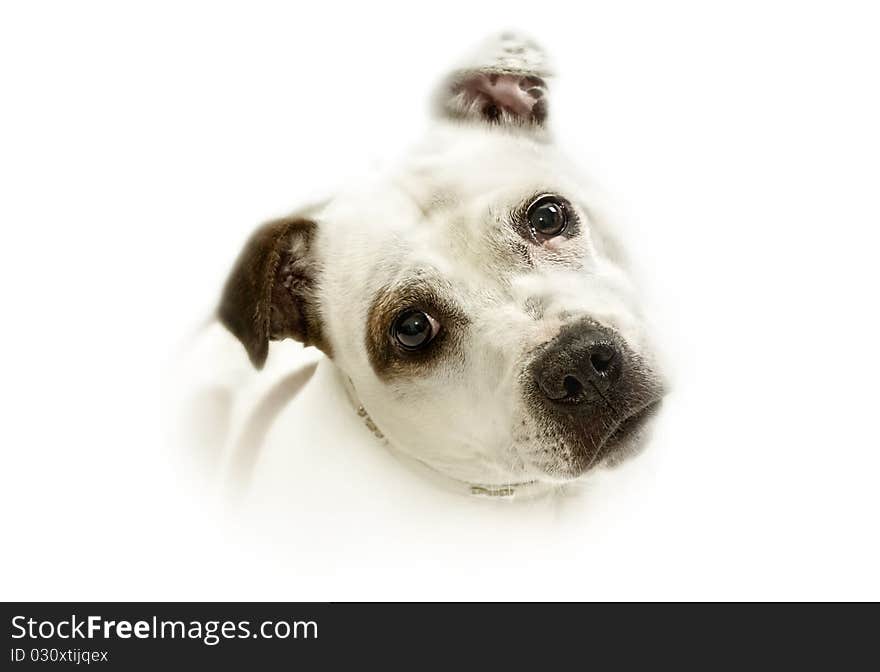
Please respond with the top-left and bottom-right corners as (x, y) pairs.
(532, 322), (624, 403)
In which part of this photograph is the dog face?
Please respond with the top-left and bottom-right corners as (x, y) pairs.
(219, 34), (665, 487)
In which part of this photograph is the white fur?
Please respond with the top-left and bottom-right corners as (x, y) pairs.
(177, 33), (661, 501)
(311, 125), (656, 486)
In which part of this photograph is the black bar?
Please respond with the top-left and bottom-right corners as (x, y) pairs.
(2, 603), (876, 668)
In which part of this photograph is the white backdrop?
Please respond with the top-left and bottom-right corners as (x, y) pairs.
(1, 1), (878, 600)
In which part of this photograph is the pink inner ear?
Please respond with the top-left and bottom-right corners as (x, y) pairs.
(470, 73), (539, 116)
(453, 72), (547, 123)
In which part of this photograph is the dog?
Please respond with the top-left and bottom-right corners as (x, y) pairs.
(179, 32), (665, 503)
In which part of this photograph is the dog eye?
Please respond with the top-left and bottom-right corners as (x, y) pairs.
(392, 309), (440, 350)
(527, 195), (568, 238)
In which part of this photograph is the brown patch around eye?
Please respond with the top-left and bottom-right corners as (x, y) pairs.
(365, 280), (467, 382)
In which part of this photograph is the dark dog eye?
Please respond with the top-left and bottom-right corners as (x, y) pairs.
(527, 195), (568, 238)
(393, 309), (439, 350)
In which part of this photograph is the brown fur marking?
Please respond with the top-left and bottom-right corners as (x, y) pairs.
(218, 217), (330, 368)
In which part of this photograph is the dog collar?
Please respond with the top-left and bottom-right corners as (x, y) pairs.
(341, 374), (543, 499)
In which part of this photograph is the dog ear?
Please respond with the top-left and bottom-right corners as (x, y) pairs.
(434, 32), (553, 129)
(218, 217), (329, 369)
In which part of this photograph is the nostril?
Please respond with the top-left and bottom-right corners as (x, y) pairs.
(562, 374), (583, 398)
(589, 344), (617, 377)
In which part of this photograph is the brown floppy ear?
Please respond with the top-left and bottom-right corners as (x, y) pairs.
(218, 217), (328, 369)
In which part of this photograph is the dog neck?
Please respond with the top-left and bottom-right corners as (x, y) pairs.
(335, 365), (552, 500)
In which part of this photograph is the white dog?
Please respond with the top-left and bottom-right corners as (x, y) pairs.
(178, 33), (665, 505)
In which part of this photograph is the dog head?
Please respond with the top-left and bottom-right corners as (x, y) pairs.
(219, 34), (665, 487)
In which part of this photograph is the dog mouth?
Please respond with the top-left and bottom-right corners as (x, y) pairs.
(595, 399), (662, 460)
(542, 398), (663, 477)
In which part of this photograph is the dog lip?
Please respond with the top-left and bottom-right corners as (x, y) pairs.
(598, 399), (663, 455)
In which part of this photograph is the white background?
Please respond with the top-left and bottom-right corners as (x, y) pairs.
(1, 1), (878, 600)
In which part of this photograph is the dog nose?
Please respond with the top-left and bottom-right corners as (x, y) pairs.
(525, 318), (665, 475)
(533, 323), (624, 402)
